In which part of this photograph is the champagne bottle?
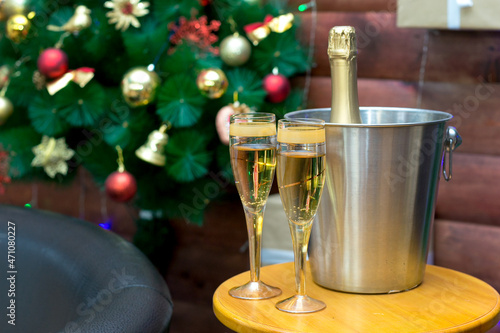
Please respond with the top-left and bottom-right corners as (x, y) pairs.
(328, 26), (362, 124)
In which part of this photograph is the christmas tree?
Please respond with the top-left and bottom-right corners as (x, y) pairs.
(0, 0), (310, 255)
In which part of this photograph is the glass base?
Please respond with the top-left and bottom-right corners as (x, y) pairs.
(229, 281), (282, 300)
(276, 294), (326, 313)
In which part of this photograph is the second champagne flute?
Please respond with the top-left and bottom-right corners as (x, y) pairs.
(275, 118), (326, 313)
(228, 112), (282, 300)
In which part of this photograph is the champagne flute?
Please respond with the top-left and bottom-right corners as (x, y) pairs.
(275, 118), (326, 313)
(228, 112), (282, 300)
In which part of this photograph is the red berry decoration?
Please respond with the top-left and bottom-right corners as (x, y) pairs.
(263, 73), (291, 103)
(105, 170), (137, 202)
(37, 48), (69, 79)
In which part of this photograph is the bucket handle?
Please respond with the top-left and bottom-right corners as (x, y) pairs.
(442, 126), (462, 181)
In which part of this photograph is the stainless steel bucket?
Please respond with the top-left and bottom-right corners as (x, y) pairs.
(286, 107), (460, 293)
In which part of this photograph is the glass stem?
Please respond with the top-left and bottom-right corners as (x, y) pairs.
(289, 221), (313, 296)
(244, 207), (264, 283)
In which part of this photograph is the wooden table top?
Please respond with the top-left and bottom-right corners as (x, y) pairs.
(213, 263), (500, 333)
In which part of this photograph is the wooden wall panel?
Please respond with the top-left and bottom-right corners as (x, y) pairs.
(288, 0), (396, 12)
(299, 12), (425, 82)
(434, 219), (500, 291)
(424, 30), (500, 84)
(421, 81), (500, 155)
(299, 13), (500, 84)
(0, 168), (137, 240)
(436, 153), (500, 227)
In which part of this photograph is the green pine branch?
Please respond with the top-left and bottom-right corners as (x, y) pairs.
(154, 0), (202, 22)
(0, 126), (41, 179)
(104, 108), (155, 149)
(158, 43), (197, 74)
(122, 19), (170, 67)
(165, 129), (212, 183)
(79, 8), (124, 63)
(156, 74), (206, 128)
(56, 82), (107, 127)
(251, 30), (309, 77)
(28, 91), (71, 136)
(222, 67), (267, 109)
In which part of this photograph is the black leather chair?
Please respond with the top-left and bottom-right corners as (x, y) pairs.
(0, 205), (173, 333)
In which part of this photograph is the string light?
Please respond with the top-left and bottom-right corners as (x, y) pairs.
(298, 1), (315, 12)
(99, 220), (112, 229)
(298, 3), (308, 12)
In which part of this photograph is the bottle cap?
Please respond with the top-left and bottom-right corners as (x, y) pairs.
(328, 26), (357, 58)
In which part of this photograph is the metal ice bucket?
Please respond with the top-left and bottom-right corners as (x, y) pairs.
(286, 107), (460, 293)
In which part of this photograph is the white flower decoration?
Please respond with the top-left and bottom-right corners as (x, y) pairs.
(104, 0), (150, 32)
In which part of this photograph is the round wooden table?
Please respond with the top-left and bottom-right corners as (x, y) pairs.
(213, 263), (500, 333)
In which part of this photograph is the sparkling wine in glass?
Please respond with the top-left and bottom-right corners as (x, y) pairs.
(275, 118), (327, 313)
(228, 112), (282, 300)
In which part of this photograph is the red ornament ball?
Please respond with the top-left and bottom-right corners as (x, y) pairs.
(105, 171), (137, 202)
(263, 73), (291, 103)
(37, 48), (69, 79)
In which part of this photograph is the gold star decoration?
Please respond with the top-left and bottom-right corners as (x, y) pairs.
(31, 136), (75, 178)
(104, 0), (149, 32)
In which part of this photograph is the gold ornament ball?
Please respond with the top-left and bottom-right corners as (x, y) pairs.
(0, 96), (14, 125)
(196, 68), (228, 99)
(121, 67), (161, 107)
(6, 14), (31, 43)
(0, 0), (28, 21)
(220, 34), (252, 67)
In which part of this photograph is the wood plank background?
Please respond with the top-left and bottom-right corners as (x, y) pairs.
(299, 12), (500, 83)
(435, 220), (500, 291)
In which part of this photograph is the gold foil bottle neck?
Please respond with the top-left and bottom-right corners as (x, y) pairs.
(328, 26), (357, 58)
(328, 26), (362, 124)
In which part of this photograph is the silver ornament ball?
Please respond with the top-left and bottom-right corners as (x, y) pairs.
(220, 34), (252, 67)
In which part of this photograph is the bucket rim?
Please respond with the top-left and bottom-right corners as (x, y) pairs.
(285, 107), (453, 127)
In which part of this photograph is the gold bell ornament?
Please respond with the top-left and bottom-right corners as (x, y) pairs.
(135, 122), (171, 166)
